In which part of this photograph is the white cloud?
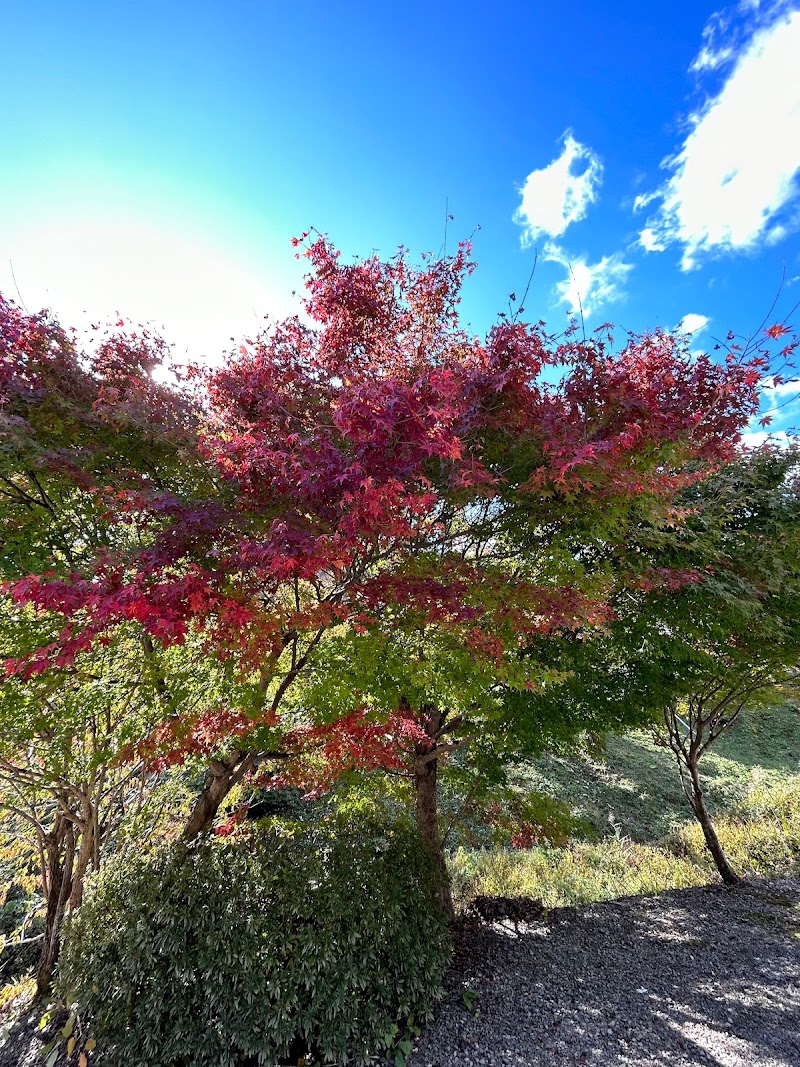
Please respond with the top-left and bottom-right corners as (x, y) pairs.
(514, 132), (603, 244)
(691, 41), (737, 73)
(677, 313), (710, 334)
(740, 428), (791, 447)
(690, 1), (797, 72)
(638, 227), (666, 252)
(752, 385), (800, 441)
(636, 6), (800, 269)
(544, 243), (633, 318)
(761, 375), (800, 399)
(757, 396), (800, 429)
(690, 6), (738, 72)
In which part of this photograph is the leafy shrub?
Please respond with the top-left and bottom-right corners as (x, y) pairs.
(59, 816), (449, 1066)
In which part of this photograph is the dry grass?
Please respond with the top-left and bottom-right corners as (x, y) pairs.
(450, 777), (800, 912)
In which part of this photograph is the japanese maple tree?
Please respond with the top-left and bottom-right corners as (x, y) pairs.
(1, 236), (786, 916)
(0, 300), (209, 986)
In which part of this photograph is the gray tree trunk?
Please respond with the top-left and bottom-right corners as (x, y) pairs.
(183, 751), (251, 841)
(36, 815), (75, 995)
(688, 760), (742, 886)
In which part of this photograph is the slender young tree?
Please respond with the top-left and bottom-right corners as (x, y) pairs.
(0, 618), (174, 991)
(657, 443), (800, 884)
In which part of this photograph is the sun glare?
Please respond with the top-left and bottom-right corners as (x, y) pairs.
(2, 219), (295, 364)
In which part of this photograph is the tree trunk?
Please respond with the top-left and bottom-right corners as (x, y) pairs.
(688, 760), (742, 886)
(69, 806), (97, 909)
(37, 816), (75, 995)
(183, 751), (251, 841)
(414, 745), (455, 923)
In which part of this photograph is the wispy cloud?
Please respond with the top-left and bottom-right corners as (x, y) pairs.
(543, 243), (633, 318)
(514, 132), (603, 244)
(635, 3), (800, 269)
(677, 313), (710, 334)
(638, 227), (665, 253)
(690, 0), (797, 72)
(761, 374), (800, 400)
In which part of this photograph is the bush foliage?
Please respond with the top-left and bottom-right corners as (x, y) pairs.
(59, 817), (449, 1066)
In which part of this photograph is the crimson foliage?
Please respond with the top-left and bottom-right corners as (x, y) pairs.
(0, 236), (788, 809)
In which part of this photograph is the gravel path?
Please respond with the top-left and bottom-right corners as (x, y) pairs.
(408, 875), (800, 1067)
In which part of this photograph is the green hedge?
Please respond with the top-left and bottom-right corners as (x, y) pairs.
(59, 818), (449, 1066)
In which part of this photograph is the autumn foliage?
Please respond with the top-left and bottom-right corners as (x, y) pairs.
(0, 234), (784, 884)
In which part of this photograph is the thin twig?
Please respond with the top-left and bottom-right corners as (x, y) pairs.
(9, 260), (29, 312)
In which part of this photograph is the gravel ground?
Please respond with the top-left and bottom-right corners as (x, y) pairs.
(408, 875), (800, 1067)
(2, 876), (797, 1066)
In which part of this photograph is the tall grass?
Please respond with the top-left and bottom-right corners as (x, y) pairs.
(450, 777), (800, 912)
(670, 776), (800, 877)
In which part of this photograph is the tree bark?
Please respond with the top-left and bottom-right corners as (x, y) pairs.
(414, 754), (455, 921)
(37, 815), (75, 995)
(412, 707), (455, 923)
(68, 805), (97, 909)
(688, 760), (742, 886)
(183, 750), (252, 841)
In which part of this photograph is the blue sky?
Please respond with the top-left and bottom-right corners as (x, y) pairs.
(2, 0), (799, 441)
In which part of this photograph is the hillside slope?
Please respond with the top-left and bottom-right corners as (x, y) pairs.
(518, 702), (800, 842)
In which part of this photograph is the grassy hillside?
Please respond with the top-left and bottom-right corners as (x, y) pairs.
(450, 702), (800, 912)
(450, 777), (800, 910)
(513, 701), (800, 843)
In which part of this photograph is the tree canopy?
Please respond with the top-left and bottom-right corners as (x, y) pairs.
(1, 235), (794, 922)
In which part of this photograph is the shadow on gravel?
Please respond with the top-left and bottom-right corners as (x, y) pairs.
(409, 875), (800, 1067)
(0, 1001), (83, 1067)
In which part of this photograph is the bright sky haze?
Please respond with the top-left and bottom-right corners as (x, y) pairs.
(2, 0), (799, 442)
